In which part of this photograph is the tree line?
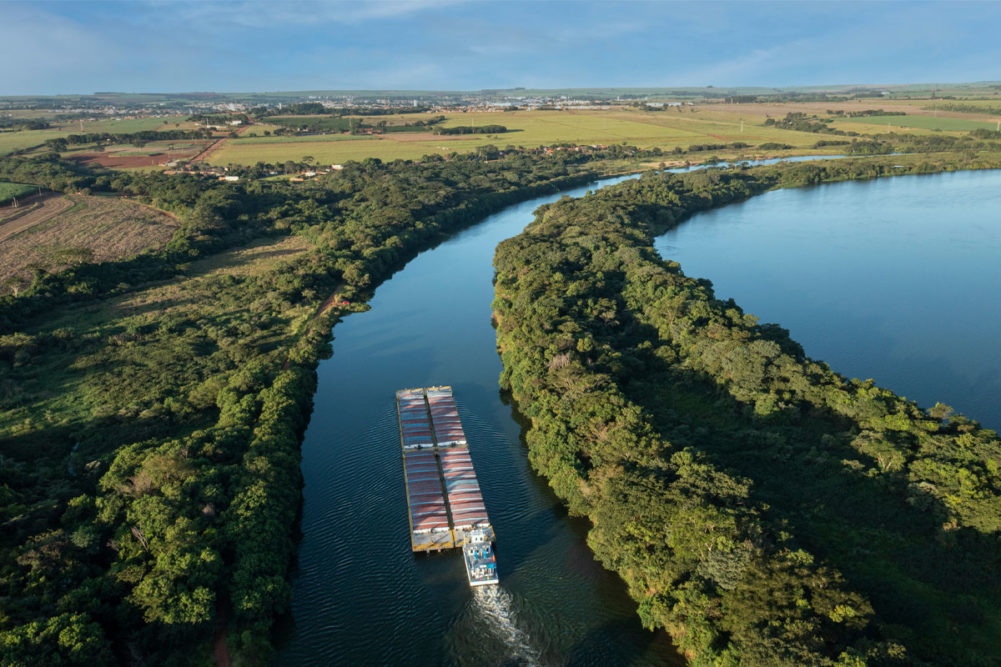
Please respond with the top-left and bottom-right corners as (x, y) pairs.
(433, 124), (508, 135)
(41, 129), (214, 152)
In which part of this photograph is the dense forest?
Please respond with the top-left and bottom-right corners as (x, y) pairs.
(0, 148), (632, 663)
(265, 115), (445, 136)
(764, 112), (849, 134)
(433, 124), (508, 135)
(493, 153), (1001, 665)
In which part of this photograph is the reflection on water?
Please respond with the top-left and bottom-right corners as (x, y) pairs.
(654, 169), (1001, 429)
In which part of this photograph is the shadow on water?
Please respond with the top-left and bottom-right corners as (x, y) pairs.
(566, 618), (664, 667)
(498, 389), (687, 667)
(613, 309), (1001, 662)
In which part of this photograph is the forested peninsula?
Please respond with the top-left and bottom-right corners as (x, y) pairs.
(0, 147), (638, 663)
(493, 154), (1001, 665)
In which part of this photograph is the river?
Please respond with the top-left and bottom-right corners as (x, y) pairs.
(274, 173), (685, 666)
(653, 168), (1001, 431)
(276, 163), (1000, 665)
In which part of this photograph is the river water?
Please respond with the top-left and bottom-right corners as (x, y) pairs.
(654, 169), (1001, 430)
(274, 173), (685, 666)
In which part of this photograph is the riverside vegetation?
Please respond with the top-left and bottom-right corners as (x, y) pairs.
(0, 146), (639, 664)
(2, 136), (1001, 664)
(493, 153), (1001, 665)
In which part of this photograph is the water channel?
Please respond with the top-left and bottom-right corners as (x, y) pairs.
(277, 164), (1001, 665)
(275, 173), (684, 666)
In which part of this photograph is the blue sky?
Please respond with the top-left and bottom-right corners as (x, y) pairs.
(2, 1), (1000, 95)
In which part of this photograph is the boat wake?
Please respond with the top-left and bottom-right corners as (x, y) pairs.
(471, 586), (541, 665)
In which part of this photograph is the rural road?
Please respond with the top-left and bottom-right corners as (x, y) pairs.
(0, 193), (73, 244)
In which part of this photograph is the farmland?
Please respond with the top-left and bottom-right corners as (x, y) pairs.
(0, 129), (72, 155)
(0, 194), (178, 290)
(0, 115), (191, 156)
(65, 138), (214, 169)
(837, 113), (1001, 132)
(209, 108), (824, 165)
(5, 100), (999, 169)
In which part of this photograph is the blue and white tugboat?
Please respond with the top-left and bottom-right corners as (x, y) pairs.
(462, 528), (499, 586)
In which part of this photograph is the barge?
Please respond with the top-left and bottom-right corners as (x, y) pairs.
(396, 386), (498, 586)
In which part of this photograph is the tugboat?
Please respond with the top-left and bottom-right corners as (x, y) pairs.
(462, 528), (499, 586)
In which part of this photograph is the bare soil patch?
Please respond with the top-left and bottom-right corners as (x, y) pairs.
(68, 140), (213, 169)
(71, 153), (168, 169)
(0, 195), (178, 292)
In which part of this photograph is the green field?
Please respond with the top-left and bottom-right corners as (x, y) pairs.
(0, 128), (71, 155)
(267, 115), (353, 132)
(210, 109), (822, 165)
(0, 181), (35, 205)
(839, 114), (1001, 132)
(0, 116), (193, 156)
(69, 116), (188, 133)
(231, 133), (374, 145)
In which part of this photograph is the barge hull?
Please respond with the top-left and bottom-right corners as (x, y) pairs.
(396, 386), (496, 563)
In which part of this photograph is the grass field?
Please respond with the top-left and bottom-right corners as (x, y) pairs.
(0, 128), (71, 155)
(923, 100), (1001, 113)
(0, 116), (193, 156)
(0, 181), (35, 205)
(837, 114), (1001, 132)
(230, 133), (375, 145)
(0, 231), (318, 451)
(268, 115), (353, 132)
(57, 116), (189, 133)
(209, 109), (821, 165)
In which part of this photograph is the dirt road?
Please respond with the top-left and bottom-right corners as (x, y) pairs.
(0, 193), (73, 243)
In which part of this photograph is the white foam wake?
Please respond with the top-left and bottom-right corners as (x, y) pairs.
(471, 586), (541, 665)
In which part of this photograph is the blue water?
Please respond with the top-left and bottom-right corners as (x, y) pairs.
(654, 169), (1001, 430)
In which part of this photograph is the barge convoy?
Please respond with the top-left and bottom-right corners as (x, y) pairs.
(396, 386), (498, 587)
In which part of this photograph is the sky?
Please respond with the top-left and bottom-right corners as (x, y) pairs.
(2, 0), (1000, 95)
